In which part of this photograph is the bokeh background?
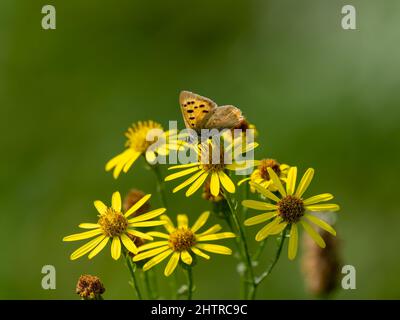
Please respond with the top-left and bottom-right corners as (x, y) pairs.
(1, 0), (399, 299)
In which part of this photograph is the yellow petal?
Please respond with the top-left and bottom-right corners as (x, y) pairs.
(172, 170), (204, 193)
(164, 252), (180, 276)
(160, 214), (175, 233)
(267, 167), (286, 197)
(94, 200), (107, 215)
(123, 151), (140, 173)
(110, 150), (133, 179)
(105, 152), (125, 171)
(305, 204), (340, 212)
(177, 214), (189, 228)
(120, 233), (138, 254)
(218, 171), (235, 193)
(244, 212), (278, 226)
(143, 249), (173, 271)
(128, 208), (166, 223)
(186, 172), (209, 197)
(301, 220), (326, 248)
(146, 231), (170, 239)
(130, 220), (167, 227)
(137, 241), (169, 252)
(195, 243), (232, 255)
(269, 222), (287, 235)
(70, 235), (106, 260)
(255, 217), (281, 241)
(112, 191), (122, 212)
(288, 224), (298, 260)
(303, 193), (334, 205)
(210, 171), (220, 197)
(191, 247), (210, 260)
(126, 229), (154, 241)
(197, 224), (222, 236)
(305, 214), (337, 236)
(180, 250), (193, 265)
(168, 162), (200, 170)
(165, 167), (201, 181)
(63, 229), (103, 242)
(286, 166), (297, 195)
(88, 237), (109, 259)
(145, 150), (157, 164)
(78, 223), (99, 229)
(237, 177), (251, 186)
(111, 237), (122, 260)
(191, 211), (210, 233)
(196, 232), (236, 241)
(124, 194), (152, 218)
(242, 200), (277, 211)
(133, 245), (170, 262)
(295, 168), (314, 198)
(249, 182), (281, 202)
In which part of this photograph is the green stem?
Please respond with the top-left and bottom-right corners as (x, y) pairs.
(242, 183), (250, 219)
(149, 269), (159, 299)
(224, 191), (256, 300)
(186, 267), (193, 300)
(143, 270), (155, 299)
(151, 164), (168, 208)
(124, 251), (143, 300)
(252, 238), (267, 262)
(251, 228), (287, 299)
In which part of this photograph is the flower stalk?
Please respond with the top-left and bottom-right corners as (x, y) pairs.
(223, 190), (256, 300)
(124, 251), (143, 300)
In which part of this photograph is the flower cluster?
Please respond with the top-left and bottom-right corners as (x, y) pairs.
(63, 92), (341, 300)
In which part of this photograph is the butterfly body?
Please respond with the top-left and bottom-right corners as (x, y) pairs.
(179, 91), (244, 133)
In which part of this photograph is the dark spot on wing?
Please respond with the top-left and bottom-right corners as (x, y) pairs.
(187, 110), (194, 113)
(189, 117), (195, 120)
(202, 110), (209, 113)
(199, 104), (205, 108)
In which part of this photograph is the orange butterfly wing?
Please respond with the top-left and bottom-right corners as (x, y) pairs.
(179, 91), (217, 131)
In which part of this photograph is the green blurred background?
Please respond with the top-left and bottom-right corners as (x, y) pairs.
(1, 0), (399, 299)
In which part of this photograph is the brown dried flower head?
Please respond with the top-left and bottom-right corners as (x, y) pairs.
(76, 274), (105, 300)
(301, 229), (341, 297)
(123, 189), (151, 215)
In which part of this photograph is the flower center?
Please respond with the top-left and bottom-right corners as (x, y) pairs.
(278, 195), (305, 223)
(199, 142), (226, 172)
(168, 228), (196, 252)
(98, 208), (128, 237)
(258, 159), (281, 180)
(126, 121), (163, 153)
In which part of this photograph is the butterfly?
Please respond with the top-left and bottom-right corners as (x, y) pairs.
(179, 90), (244, 134)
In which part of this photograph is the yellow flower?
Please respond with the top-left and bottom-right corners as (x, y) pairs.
(63, 192), (167, 260)
(238, 158), (290, 193)
(133, 212), (236, 276)
(165, 140), (257, 197)
(242, 167), (340, 260)
(106, 121), (183, 179)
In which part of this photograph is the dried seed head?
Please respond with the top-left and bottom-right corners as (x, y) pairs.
(123, 189), (151, 215)
(202, 180), (224, 202)
(301, 229), (341, 297)
(127, 233), (146, 258)
(258, 159), (281, 180)
(76, 275), (105, 300)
